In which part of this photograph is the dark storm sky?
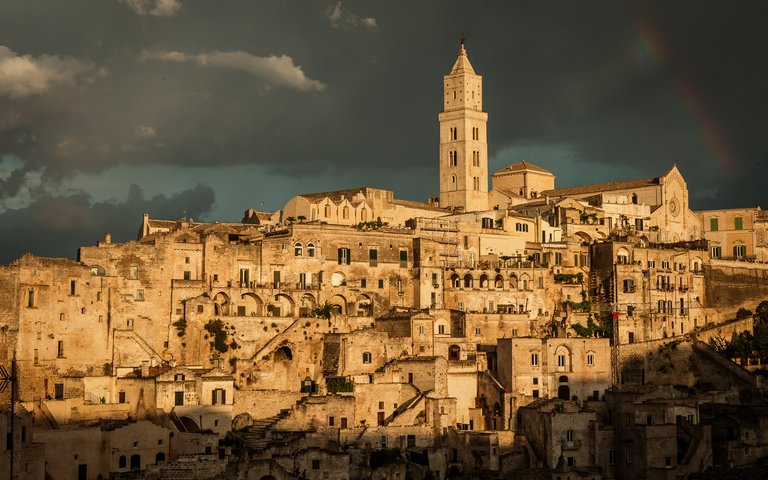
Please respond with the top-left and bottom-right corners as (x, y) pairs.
(0, 0), (766, 262)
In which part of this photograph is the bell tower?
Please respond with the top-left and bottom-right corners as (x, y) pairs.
(438, 40), (489, 212)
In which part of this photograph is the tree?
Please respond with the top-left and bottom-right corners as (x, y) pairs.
(736, 307), (753, 320)
(297, 215), (307, 223)
(756, 300), (768, 322)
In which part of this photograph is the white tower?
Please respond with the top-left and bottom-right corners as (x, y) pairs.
(438, 41), (489, 212)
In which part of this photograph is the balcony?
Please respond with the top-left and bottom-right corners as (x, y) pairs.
(562, 439), (582, 450)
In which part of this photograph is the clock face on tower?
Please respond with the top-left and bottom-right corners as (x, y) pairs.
(669, 197), (680, 217)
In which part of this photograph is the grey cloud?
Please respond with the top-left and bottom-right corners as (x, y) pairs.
(0, 45), (105, 98)
(326, 2), (378, 31)
(141, 50), (326, 92)
(120, 0), (182, 17)
(0, 183), (214, 263)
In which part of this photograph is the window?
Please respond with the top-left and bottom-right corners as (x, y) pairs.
(70, 280), (77, 296)
(342, 206), (349, 220)
(567, 456), (575, 467)
(294, 242), (303, 256)
(239, 268), (249, 287)
(557, 354), (566, 367)
(399, 250), (408, 268)
(129, 266), (138, 279)
(174, 373), (186, 381)
(587, 354), (594, 366)
(648, 260), (655, 268)
(57, 341), (64, 358)
(734, 244), (747, 259)
(136, 289), (144, 301)
(307, 243), (315, 257)
(324, 204), (331, 217)
(734, 217), (743, 230)
(328, 416), (335, 427)
(212, 388), (226, 405)
(362, 352), (372, 364)
(312, 459), (320, 470)
(532, 389), (539, 398)
(361, 278), (367, 288)
(378, 279), (384, 289)
(174, 392), (184, 406)
(531, 353), (539, 367)
(369, 249), (378, 267)
(197, 305), (204, 314)
(609, 450), (616, 465)
(340, 417), (347, 429)
(565, 429), (574, 442)
(337, 248), (351, 265)
(407, 435), (416, 448)
(474, 327), (480, 335)
(710, 218), (719, 231)
(118, 391), (126, 404)
(119, 456), (126, 469)
(183, 271), (191, 280)
(554, 252), (562, 265)
(711, 246), (722, 258)
(418, 325), (425, 336)
(627, 305), (635, 317)
(438, 324), (445, 335)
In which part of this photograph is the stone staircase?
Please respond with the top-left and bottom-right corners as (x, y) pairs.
(234, 408), (293, 451)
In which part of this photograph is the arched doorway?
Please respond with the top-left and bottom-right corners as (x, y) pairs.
(448, 345), (460, 361)
(213, 292), (230, 316)
(155, 452), (166, 463)
(274, 346), (293, 361)
(557, 385), (570, 400)
(130, 454), (141, 470)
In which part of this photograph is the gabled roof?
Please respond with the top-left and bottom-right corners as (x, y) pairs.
(493, 160), (553, 176)
(298, 187), (371, 205)
(542, 176), (659, 198)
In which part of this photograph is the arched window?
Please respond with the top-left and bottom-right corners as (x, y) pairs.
(450, 273), (460, 288)
(362, 352), (372, 364)
(631, 193), (638, 204)
(324, 204), (331, 217)
(451, 175), (457, 190)
(342, 206), (349, 220)
(463, 274), (473, 289)
(307, 243), (315, 258)
(294, 242), (303, 257)
(119, 456), (126, 469)
(361, 209), (368, 221)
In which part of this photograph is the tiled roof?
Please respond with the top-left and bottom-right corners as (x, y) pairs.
(493, 161), (553, 176)
(298, 187), (370, 205)
(542, 177), (659, 197)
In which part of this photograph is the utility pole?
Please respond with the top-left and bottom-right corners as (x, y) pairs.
(1, 352), (16, 480)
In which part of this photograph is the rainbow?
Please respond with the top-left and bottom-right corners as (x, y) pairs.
(633, 16), (735, 173)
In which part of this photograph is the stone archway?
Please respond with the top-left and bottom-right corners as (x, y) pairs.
(232, 412), (254, 431)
